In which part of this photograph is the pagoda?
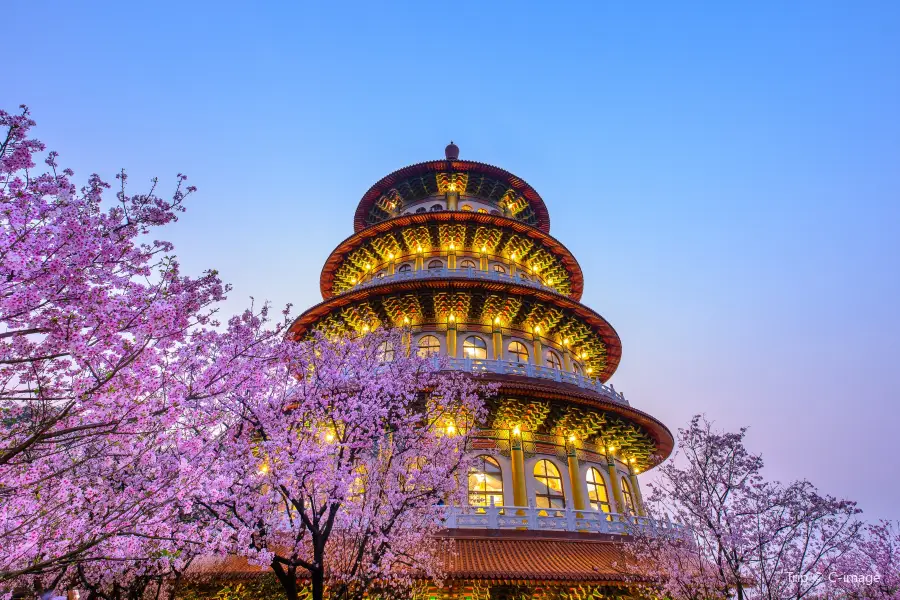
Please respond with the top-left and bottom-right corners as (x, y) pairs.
(282, 143), (678, 598)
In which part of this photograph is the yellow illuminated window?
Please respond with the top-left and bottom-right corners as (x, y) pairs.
(546, 351), (562, 369)
(507, 341), (529, 363)
(533, 460), (566, 509)
(586, 467), (610, 512)
(461, 204), (473, 211)
(463, 336), (487, 359)
(477, 208), (488, 214)
(427, 259), (443, 270)
(493, 264), (506, 274)
(621, 477), (635, 513)
(468, 455), (503, 507)
(417, 335), (441, 358)
(377, 341), (394, 362)
(459, 259), (476, 269)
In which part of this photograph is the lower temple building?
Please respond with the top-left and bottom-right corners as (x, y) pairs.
(192, 143), (677, 598)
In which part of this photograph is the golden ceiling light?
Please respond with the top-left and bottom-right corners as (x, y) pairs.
(403, 316), (410, 325)
(417, 244), (423, 253)
(568, 434), (577, 443)
(534, 325), (541, 334)
(512, 425), (521, 437)
(449, 243), (455, 251)
(481, 245), (487, 254)
(388, 252), (395, 260)
(449, 313), (456, 323)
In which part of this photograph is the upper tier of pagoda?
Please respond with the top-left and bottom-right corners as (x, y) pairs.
(353, 143), (551, 234)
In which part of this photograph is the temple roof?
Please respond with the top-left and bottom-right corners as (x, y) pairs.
(185, 531), (645, 586)
(354, 160), (551, 233)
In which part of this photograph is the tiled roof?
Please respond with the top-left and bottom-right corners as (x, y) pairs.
(186, 531), (641, 585)
(445, 531), (635, 583)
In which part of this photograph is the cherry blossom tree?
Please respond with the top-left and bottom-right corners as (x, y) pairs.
(827, 520), (900, 599)
(0, 105), (228, 589)
(624, 415), (863, 600)
(192, 320), (492, 600)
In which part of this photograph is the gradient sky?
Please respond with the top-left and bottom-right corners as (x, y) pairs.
(6, 2), (899, 519)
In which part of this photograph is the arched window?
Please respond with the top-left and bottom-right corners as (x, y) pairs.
(533, 460), (566, 509)
(518, 273), (530, 281)
(417, 335), (441, 358)
(415, 207), (427, 214)
(507, 341), (529, 363)
(398, 263), (412, 273)
(377, 341), (394, 363)
(375, 270), (385, 279)
(430, 204), (443, 212)
(477, 208), (488, 214)
(459, 258), (476, 269)
(493, 264), (506, 274)
(463, 336), (487, 360)
(573, 362), (582, 375)
(461, 204), (473, 211)
(468, 455), (503, 507)
(586, 467), (610, 513)
(546, 351), (562, 369)
(621, 477), (635, 514)
(427, 259), (443, 270)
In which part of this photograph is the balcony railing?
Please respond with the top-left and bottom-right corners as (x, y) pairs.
(444, 357), (629, 405)
(442, 504), (685, 536)
(347, 266), (559, 295)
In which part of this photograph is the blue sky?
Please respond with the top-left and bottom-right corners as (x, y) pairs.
(6, 1), (899, 519)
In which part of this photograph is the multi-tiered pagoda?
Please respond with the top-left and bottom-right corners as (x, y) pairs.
(284, 143), (677, 598)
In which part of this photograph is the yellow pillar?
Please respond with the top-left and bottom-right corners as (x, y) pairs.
(606, 451), (626, 515)
(492, 319), (503, 360)
(509, 255), (516, 277)
(448, 246), (457, 270)
(532, 328), (543, 367)
(511, 429), (527, 508)
(566, 441), (586, 511)
(414, 250), (424, 271)
(628, 464), (646, 517)
(562, 339), (572, 372)
(447, 316), (458, 358)
(446, 190), (459, 211)
(387, 254), (396, 275)
(479, 250), (488, 271)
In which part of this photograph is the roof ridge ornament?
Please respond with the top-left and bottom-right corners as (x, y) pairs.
(445, 140), (460, 160)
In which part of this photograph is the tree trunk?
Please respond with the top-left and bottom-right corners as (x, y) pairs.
(310, 566), (325, 600)
(272, 561), (299, 600)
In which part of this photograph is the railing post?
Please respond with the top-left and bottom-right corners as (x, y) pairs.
(566, 508), (576, 531)
(487, 498), (499, 529)
(528, 502), (539, 530)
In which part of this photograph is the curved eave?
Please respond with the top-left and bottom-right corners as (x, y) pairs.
(354, 159), (550, 234)
(480, 373), (674, 466)
(321, 211), (584, 300)
(288, 278), (622, 381)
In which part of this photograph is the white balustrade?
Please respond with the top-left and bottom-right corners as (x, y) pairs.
(440, 504), (686, 537)
(444, 357), (629, 405)
(348, 266), (557, 294)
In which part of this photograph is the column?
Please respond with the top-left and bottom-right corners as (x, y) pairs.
(448, 245), (457, 270)
(563, 339), (572, 372)
(492, 318), (503, 360)
(414, 246), (424, 271)
(532, 327), (543, 367)
(509, 254), (517, 277)
(566, 439), (586, 511)
(479, 247), (489, 271)
(387, 253), (396, 276)
(510, 429), (528, 508)
(447, 315), (458, 358)
(628, 463), (646, 517)
(446, 190), (459, 211)
(606, 450), (626, 515)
